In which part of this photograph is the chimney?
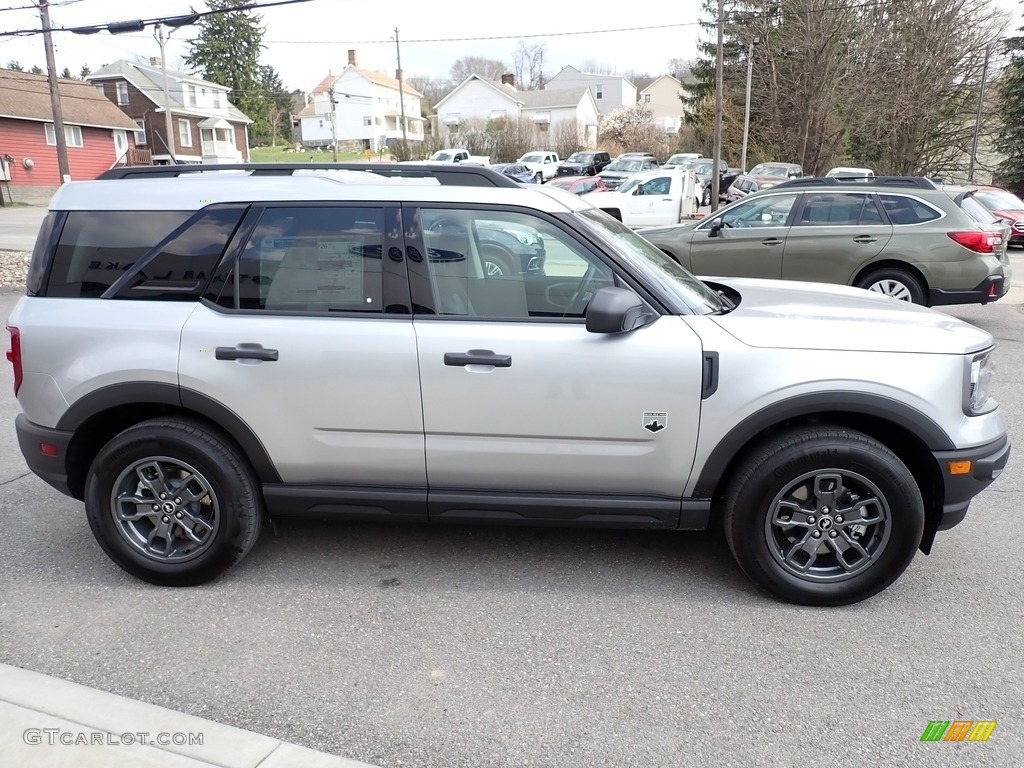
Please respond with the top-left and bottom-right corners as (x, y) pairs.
(501, 73), (515, 87)
(347, 49), (357, 67)
(150, 57), (162, 67)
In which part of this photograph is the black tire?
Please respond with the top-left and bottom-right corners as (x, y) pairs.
(722, 427), (924, 606)
(856, 268), (926, 305)
(480, 244), (515, 277)
(85, 418), (263, 586)
(534, 172), (543, 184)
(702, 187), (712, 207)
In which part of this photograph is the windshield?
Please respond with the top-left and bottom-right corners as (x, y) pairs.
(691, 163), (713, 175)
(616, 178), (640, 194)
(974, 190), (1024, 211)
(960, 196), (999, 224)
(567, 152), (594, 163)
(520, 153), (544, 163)
(576, 208), (725, 314)
(430, 151), (452, 161)
(605, 159), (642, 172)
(749, 164), (789, 178)
(666, 154), (694, 165)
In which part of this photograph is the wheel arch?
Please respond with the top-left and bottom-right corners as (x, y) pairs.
(853, 259), (929, 292)
(57, 383), (280, 500)
(696, 393), (949, 552)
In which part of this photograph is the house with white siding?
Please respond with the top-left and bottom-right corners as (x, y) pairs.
(639, 75), (686, 135)
(433, 74), (599, 146)
(296, 50), (424, 152)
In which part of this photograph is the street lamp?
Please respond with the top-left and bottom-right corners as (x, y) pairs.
(740, 36), (760, 174)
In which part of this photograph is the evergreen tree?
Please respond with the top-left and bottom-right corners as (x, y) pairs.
(60, 67), (72, 79)
(30, 65), (43, 75)
(6, 61), (23, 71)
(996, 19), (1024, 195)
(183, 0), (267, 126)
(80, 64), (92, 78)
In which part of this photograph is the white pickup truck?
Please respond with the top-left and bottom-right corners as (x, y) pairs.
(517, 151), (560, 183)
(424, 149), (491, 165)
(581, 168), (700, 227)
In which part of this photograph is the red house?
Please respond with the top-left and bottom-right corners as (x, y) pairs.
(0, 68), (141, 191)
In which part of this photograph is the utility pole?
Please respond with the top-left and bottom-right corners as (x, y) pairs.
(39, 0), (71, 183)
(328, 69), (338, 162)
(711, 0), (724, 212)
(153, 23), (177, 164)
(967, 43), (992, 183)
(394, 27), (408, 154)
(741, 37), (758, 174)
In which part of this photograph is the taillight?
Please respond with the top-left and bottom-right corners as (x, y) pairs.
(947, 231), (1002, 253)
(6, 325), (21, 396)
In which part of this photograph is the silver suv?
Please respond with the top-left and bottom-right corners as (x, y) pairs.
(6, 164), (1010, 606)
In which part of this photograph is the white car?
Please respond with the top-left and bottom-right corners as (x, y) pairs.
(825, 166), (876, 181)
(581, 168), (699, 227)
(517, 151), (560, 183)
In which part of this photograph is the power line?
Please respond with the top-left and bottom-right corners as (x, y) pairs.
(0, 0), (314, 38)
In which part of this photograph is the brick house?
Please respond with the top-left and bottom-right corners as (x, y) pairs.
(87, 59), (252, 164)
(0, 67), (140, 191)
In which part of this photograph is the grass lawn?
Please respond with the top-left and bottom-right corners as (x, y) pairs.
(249, 145), (384, 163)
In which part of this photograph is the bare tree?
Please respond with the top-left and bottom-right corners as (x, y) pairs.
(512, 41), (548, 89)
(450, 56), (508, 83)
(405, 74), (451, 115)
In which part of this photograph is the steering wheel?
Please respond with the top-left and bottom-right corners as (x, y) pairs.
(565, 269), (598, 317)
(427, 216), (463, 234)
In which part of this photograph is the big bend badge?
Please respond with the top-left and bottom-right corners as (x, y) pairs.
(642, 412), (667, 433)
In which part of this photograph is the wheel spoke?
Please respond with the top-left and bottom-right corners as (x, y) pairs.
(825, 531), (872, 571)
(771, 499), (814, 528)
(145, 520), (175, 557)
(812, 472), (843, 510)
(781, 530), (822, 572)
(172, 474), (210, 505)
(136, 460), (171, 498)
(836, 496), (885, 526)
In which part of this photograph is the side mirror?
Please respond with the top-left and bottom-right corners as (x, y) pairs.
(709, 220), (723, 238)
(586, 287), (653, 334)
(634, 186), (643, 196)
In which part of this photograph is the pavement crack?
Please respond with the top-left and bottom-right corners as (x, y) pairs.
(0, 471), (31, 486)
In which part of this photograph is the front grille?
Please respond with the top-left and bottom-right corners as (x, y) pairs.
(1013, 221), (1024, 232)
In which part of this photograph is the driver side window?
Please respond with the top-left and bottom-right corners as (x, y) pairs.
(715, 193), (799, 229)
(641, 177), (671, 196)
(417, 208), (616, 319)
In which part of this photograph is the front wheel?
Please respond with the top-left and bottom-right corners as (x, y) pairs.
(723, 427), (924, 606)
(702, 187), (712, 206)
(85, 419), (263, 586)
(856, 268), (926, 305)
(534, 172), (543, 184)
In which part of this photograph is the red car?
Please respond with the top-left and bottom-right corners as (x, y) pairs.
(545, 175), (609, 196)
(965, 185), (1024, 247)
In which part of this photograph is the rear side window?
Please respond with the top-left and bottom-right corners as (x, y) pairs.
(229, 205), (387, 314)
(796, 193), (884, 226)
(26, 210), (59, 295)
(879, 194), (941, 225)
(46, 211), (190, 298)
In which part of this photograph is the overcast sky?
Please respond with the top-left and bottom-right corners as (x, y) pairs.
(0, 0), (703, 91)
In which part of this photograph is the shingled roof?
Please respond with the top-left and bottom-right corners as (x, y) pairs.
(0, 68), (138, 130)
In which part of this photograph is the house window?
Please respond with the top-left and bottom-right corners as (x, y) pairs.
(116, 82), (129, 105)
(134, 118), (147, 145)
(44, 123), (83, 147)
(363, 117), (372, 126)
(595, 84), (603, 100)
(94, 85), (105, 96)
(644, 93), (651, 103)
(178, 119), (192, 147)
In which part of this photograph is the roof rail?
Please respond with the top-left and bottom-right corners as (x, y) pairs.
(773, 176), (938, 190)
(97, 163), (521, 188)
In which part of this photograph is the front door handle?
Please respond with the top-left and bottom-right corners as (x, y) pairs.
(215, 343), (279, 362)
(444, 349), (512, 368)
(761, 237), (784, 246)
(853, 235), (877, 243)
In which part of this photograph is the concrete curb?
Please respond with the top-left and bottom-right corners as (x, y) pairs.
(0, 664), (379, 768)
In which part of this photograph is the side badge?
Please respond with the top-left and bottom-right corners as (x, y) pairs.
(643, 412), (667, 433)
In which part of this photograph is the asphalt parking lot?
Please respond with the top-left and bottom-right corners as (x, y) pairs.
(0, 242), (1022, 766)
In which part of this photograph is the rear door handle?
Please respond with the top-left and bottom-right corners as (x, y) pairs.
(853, 236), (877, 243)
(215, 343), (279, 362)
(444, 349), (512, 368)
(761, 237), (784, 246)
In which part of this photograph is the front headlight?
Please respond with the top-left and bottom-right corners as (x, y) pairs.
(965, 350), (996, 414)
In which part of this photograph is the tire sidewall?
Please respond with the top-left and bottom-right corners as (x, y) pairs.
(85, 423), (257, 585)
(728, 436), (924, 606)
(858, 269), (925, 305)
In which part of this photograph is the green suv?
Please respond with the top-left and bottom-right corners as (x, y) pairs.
(639, 176), (1012, 305)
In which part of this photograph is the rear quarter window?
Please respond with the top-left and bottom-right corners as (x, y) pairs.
(879, 194), (941, 225)
(45, 211), (191, 298)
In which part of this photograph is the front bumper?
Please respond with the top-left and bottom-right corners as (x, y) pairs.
(15, 413), (75, 498)
(931, 434), (1010, 531)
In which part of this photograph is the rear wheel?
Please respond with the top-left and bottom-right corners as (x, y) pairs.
(702, 187), (712, 206)
(480, 243), (515, 276)
(723, 427), (924, 606)
(85, 419), (262, 586)
(856, 268), (925, 305)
